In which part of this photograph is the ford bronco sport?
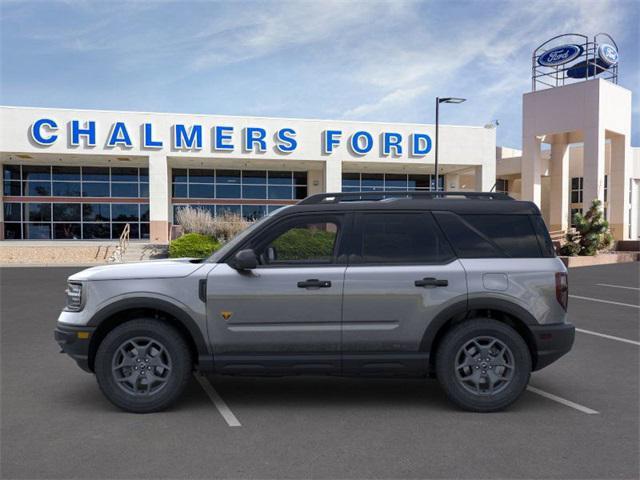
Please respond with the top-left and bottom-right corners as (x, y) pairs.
(55, 191), (574, 413)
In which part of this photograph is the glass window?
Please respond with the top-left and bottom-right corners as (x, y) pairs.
(139, 168), (149, 182)
(243, 170), (267, 184)
(4, 202), (21, 221)
(4, 223), (22, 239)
(22, 165), (50, 181)
(462, 215), (542, 258)
(172, 169), (188, 183)
(25, 203), (51, 222)
(82, 182), (110, 197)
(141, 223), (150, 239)
(172, 183), (187, 198)
(83, 223), (110, 239)
(496, 179), (509, 194)
(110, 167), (138, 181)
(434, 212), (501, 258)
(216, 170), (241, 184)
(260, 218), (339, 265)
(216, 184), (241, 199)
(242, 185), (267, 199)
(268, 186), (293, 199)
(140, 183), (149, 197)
(216, 204), (241, 216)
(189, 169), (215, 183)
(54, 223), (81, 239)
(408, 174), (429, 189)
(385, 174), (408, 189)
(242, 205), (267, 220)
(293, 171), (307, 186)
(25, 223), (51, 239)
(3, 164), (21, 181)
(531, 215), (555, 257)
(113, 222), (139, 239)
(294, 186), (308, 199)
(82, 167), (109, 182)
(3, 181), (21, 196)
(112, 204), (139, 221)
(342, 173), (360, 188)
(111, 183), (139, 198)
(140, 204), (150, 222)
(83, 203), (110, 221)
(267, 171), (292, 185)
(53, 203), (81, 222)
(25, 181), (51, 196)
(359, 213), (453, 264)
(52, 166), (80, 181)
(52, 182), (81, 197)
(361, 173), (384, 189)
(188, 183), (215, 199)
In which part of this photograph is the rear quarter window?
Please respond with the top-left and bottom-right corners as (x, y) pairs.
(461, 214), (543, 258)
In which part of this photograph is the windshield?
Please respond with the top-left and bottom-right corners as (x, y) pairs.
(207, 208), (289, 263)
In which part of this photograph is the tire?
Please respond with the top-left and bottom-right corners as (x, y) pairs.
(95, 319), (192, 413)
(435, 318), (531, 412)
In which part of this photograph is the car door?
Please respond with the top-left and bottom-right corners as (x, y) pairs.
(341, 211), (467, 375)
(206, 213), (349, 374)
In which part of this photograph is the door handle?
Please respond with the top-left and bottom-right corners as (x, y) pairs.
(297, 279), (332, 289)
(414, 277), (448, 287)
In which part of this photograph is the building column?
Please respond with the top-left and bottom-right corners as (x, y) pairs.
(521, 135), (542, 205)
(307, 169), (324, 195)
(324, 159), (342, 193)
(474, 162), (495, 192)
(446, 173), (460, 191)
(148, 153), (170, 244)
(549, 134), (570, 232)
(582, 126), (606, 211)
(609, 134), (631, 240)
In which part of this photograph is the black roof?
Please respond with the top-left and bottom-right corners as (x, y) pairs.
(278, 191), (541, 216)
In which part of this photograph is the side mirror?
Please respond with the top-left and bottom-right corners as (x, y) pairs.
(231, 249), (258, 271)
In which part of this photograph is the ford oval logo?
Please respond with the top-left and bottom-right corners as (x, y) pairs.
(598, 44), (618, 66)
(538, 44), (583, 67)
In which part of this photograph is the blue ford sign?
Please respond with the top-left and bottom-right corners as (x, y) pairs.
(537, 44), (583, 67)
(598, 43), (618, 66)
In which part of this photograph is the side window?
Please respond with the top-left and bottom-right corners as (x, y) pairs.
(257, 217), (340, 265)
(357, 212), (454, 264)
(433, 211), (502, 258)
(461, 214), (542, 258)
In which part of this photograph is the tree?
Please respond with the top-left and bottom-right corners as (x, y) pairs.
(559, 199), (613, 256)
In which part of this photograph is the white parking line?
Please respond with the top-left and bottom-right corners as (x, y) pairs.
(527, 386), (599, 415)
(596, 283), (640, 291)
(576, 327), (640, 346)
(195, 373), (242, 427)
(569, 294), (640, 309)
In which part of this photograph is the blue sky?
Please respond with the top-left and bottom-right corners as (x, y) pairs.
(1, 0), (638, 148)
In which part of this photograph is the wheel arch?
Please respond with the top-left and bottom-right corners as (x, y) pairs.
(422, 298), (539, 372)
(86, 298), (211, 372)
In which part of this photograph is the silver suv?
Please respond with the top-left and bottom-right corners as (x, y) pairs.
(55, 191), (574, 413)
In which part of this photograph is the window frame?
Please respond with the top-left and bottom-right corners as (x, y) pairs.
(349, 210), (457, 266)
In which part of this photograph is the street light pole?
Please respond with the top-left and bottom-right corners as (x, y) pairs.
(434, 96), (466, 192)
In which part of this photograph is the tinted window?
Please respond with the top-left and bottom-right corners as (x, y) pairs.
(358, 213), (454, 264)
(461, 215), (542, 258)
(531, 215), (555, 257)
(434, 212), (501, 258)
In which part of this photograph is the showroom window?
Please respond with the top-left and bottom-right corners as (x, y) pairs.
(2, 164), (149, 240)
(342, 173), (445, 192)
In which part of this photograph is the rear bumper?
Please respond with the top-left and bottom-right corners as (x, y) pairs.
(54, 323), (95, 373)
(530, 322), (575, 371)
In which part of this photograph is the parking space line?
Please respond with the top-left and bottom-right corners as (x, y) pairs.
(595, 283), (640, 291)
(569, 294), (639, 309)
(194, 373), (242, 427)
(526, 386), (599, 415)
(576, 327), (640, 346)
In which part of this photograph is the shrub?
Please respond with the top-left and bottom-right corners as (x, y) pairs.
(175, 207), (252, 243)
(559, 199), (613, 256)
(169, 233), (220, 259)
(272, 228), (336, 261)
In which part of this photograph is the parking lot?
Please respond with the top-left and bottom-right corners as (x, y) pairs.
(1, 262), (638, 479)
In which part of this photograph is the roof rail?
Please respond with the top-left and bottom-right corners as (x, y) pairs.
(298, 191), (513, 205)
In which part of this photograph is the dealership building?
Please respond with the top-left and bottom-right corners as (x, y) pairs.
(0, 34), (638, 245)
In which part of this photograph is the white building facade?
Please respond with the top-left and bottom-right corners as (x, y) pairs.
(0, 106), (496, 243)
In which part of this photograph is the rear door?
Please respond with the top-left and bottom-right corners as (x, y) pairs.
(341, 211), (467, 375)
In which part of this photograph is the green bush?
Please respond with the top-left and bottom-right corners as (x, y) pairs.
(169, 233), (221, 259)
(559, 199), (613, 256)
(272, 228), (336, 261)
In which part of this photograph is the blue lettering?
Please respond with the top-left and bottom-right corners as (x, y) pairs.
(71, 120), (96, 147)
(107, 122), (132, 148)
(383, 132), (403, 156)
(244, 127), (267, 152)
(350, 131), (373, 155)
(173, 124), (203, 149)
(411, 133), (432, 156)
(143, 123), (163, 148)
(30, 118), (58, 145)
(275, 128), (297, 153)
(323, 130), (342, 154)
(214, 126), (234, 151)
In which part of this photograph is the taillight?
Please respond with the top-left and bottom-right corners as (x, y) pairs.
(555, 272), (568, 311)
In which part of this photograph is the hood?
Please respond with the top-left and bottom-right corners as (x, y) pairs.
(69, 258), (207, 281)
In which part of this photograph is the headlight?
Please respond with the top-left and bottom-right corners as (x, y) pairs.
(65, 282), (83, 312)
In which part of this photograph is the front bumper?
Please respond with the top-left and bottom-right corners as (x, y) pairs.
(530, 322), (575, 371)
(54, 323), (96, 373)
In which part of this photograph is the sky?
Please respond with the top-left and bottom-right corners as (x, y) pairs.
(1, 0), (638, 148)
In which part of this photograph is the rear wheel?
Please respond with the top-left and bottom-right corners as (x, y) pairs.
(436, 318), (531, 412)
(95, 319), (192, 413)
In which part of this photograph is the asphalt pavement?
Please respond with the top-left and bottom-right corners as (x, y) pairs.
(1, 262), (638, 479)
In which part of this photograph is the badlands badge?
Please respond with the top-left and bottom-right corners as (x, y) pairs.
(220, 311), (233, 321)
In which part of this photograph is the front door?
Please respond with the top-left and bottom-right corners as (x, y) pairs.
(341, 211), (467, 375)
(207, 213), (348, 374)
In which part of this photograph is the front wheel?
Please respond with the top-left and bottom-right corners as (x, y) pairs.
(95, 319), (192, 413)
(436, 319), (531, 412)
